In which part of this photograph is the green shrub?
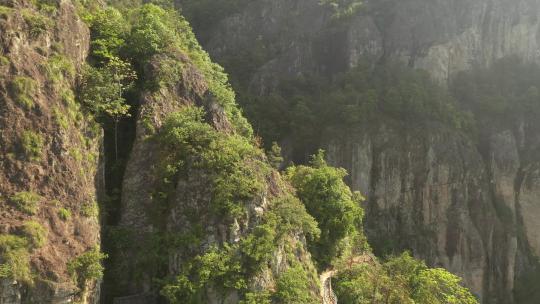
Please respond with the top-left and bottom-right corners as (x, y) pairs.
(21, 221), (47, 249)
(285, 150), (365, 269)
(22, 9), (52, 38)
(20, 130), (44, 161)
(10, 191), (42, 215)
(87, 7), (127, 62)
(67, 247), (107, 289)
(273, 264), (318, 304)
(58, 208), (72, 221)
(10, 76), (37, 109)
(0, 234), (32, 283)
(333, 252), (478, 304)
(161, 245), (246, 303)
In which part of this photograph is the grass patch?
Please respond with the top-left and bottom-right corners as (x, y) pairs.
(0, 55), (9, 66)
(81, 201), (99, 218)
(58, 208), (72, 221)
(0, 235), (32, 283)
(10, 76), (37, 109)
(21, 221), (47, 249)
(43, 54), (75, 86)
(22, 9), (53, 38)
(53, 107), (69, 130)
(31, 0), (58, 14)
(10, 191), (42, 215)
(20, 130), (45, 161)
(0, 5), (13, 19)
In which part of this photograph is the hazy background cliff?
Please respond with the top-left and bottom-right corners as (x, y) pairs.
(178, 0), (540, 302)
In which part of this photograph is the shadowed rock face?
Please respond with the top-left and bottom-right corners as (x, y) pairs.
(202, 0), (540, 85)
(194, 0), (540, 302)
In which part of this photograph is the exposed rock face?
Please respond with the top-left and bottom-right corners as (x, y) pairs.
(195, 0), (540, 302)
(0, 0), (101, 303)
(324, 125), (512, 303)
(203, 0), (540, 84)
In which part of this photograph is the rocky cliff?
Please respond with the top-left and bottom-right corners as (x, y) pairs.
(200, 0), (540, 85)
(187, 0), (540, 303)
(0, 0), (102, 303)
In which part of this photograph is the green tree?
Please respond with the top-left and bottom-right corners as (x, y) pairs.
(335, 252), (478, 304)
(273, 265), (318, 304)
(286, 150), (365, 269)
(87, 7), (127, 63)
(80, 57), (136, 160)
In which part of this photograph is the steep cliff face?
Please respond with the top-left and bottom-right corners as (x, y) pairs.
(0, 0), (102, 303)
(323, 124), (535, 303)
(201, 0), (540, 84)
(187, 0), (540, 303)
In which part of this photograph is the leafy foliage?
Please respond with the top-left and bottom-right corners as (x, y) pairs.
(79, 57), (135, 122)
(286, 150), (365, 268)
(273, 264), (319, 304)
(125, 4), (252, 136)
(238, 62), (469, 159)
(86, 7), (127, 62)
(68, 247), (107, 289)
(81, 201), (99, 218)
(452, 56), (540, 133)
(160, 193), (319, 303)
(161, 245), (246, 303)
(10, 191), (42, 215)
(334, 252), (478, 304)
(157, 106), (267, 218)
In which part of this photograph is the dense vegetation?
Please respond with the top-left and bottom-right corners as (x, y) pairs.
(452, 56), (540, 133)
(286, 151), (366, 269)
(235, 62), (469, 160)
(153, 106), (320, 303)
(334, 252), (477, 304)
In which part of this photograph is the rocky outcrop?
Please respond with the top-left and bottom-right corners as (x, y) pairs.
(0, 0), (101, 303)
(113, 50), (319, 301)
